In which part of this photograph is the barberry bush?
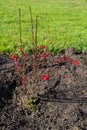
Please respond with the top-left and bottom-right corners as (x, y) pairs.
(9, 8), (80, 110)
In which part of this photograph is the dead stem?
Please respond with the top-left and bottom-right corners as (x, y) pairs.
(29, 7), (39, 97)
(18, 8), (22, 48)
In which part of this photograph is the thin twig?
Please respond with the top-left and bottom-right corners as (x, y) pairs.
(29, 7), (38, 97)
(29, 7), (35, 46)
(35, 16), (38, 50)
(18, 8), (22, 47)
(34, 16), (38, 81)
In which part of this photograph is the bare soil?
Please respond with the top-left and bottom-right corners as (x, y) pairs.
(0, 48), (87, 130)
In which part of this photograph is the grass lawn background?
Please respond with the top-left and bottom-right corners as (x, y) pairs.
(0, 0), (87, 54)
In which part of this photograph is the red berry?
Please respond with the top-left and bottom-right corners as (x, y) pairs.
(40, 45), (45, 49)
(73, 60), (80, 66)
(62, 75), (68, 79)
(23, 52), (27, 57)
(22, 81), (25, 87)
(15, 63), (19, 67)
(20, 64), (23, 67)
(45, 69), (50, 73)
(40, 54), (45, 60)
(23, 74), (27, 80)
(20, 47), (24, 52)
(45, 52), (50, 57)
(17, 68), (20, 73)
(41, 74), (50, 80)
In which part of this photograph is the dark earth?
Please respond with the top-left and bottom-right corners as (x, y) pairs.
(0, 48), (87, 130)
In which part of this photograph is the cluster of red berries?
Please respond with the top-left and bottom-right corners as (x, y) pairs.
(39, 45), (51, 81)
(40, 45), (50, 60)
(55, 56), (80, 66)
(10, 45), (80, 91)
(10, 49), (28, 88)
(41, 68), (50, 81)
(10, 45), (51, 89)
(55, 56), (80, 79)
(10, 50), (27, 73)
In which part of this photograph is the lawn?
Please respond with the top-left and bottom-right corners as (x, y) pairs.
(0, 0), (87, 54)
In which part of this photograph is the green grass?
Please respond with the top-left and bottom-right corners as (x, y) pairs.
(0, 0), (87, 54)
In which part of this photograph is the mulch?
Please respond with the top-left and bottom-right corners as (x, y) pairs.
(0, 48), (87, 130)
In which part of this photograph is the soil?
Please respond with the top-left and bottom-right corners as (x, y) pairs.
(0, 48), (87, 130)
